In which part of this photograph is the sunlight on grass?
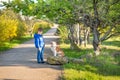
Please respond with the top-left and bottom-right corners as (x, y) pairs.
(63, 69), (81, 80)
(106, 36), (120, 41)
(63, 69), (120, 80)
(61, 37), (120, 80)
(0, 35), (32, 52)
(102, 45), (120, 50)
(102, 36), (120, 50)
(60, 43), (70, 49)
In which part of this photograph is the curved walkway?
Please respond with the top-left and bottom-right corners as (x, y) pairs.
(0, 26), (62, 80)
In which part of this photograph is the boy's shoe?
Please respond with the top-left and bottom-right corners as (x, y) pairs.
(37, 61), (45, 64)
(41, 61), (45, 63)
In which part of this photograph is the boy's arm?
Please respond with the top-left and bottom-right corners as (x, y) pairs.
(34, 37), (40, 48)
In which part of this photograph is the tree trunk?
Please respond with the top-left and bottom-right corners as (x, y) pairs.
(93, 27), (100, 56)
(79, 24), (82, 46)
(84, 29), (86, 47)
(92, 0), (101, 56)
(68, 24), (79, 50)
(93, 40), (100, 56)
(83, 28), (90, 47)
(76, 23), (80, 45)
(87, 28), (90, 44)
(68, 33), (79, 50)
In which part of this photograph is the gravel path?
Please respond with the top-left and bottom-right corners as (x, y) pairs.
(0, 26), (62, 80)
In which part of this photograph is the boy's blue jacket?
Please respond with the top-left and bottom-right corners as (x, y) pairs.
(34, 33), (45, 48)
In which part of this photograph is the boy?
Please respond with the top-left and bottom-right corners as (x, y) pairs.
(34, 28), (45, 63)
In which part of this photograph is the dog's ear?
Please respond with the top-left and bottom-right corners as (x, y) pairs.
(56, 46), (59, 52)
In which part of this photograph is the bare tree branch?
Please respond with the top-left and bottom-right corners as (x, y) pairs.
(100, 25), (114, 41)
(103, 32), (120, 41)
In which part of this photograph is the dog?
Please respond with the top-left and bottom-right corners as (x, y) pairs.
(50, 41), (64, 57)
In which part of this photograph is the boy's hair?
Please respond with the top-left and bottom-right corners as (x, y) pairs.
(38, 28), (43, 32)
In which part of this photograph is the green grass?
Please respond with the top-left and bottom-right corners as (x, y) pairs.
(0, 35), (32, 52)
(102, 36), (120, 47)
(60, 44), (93, 58)
(60, 38), (120, 80)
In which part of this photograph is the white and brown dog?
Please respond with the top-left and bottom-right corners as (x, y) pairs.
(50, 41), (64, 57)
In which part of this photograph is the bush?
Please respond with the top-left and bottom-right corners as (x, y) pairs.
(0, 9), (27, 42)
(33, 21), (52, 33)
(0, 9), (18, 41)
(58, 25), (68, 43)
(16, 18), (27, 38)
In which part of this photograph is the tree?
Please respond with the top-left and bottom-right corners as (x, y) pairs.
(3, 0), (120, 55)
(82, 0), (120, 55)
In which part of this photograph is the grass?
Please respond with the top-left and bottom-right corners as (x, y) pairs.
(0, 35), (32, 52)
(102, 37), (120, 47)
(60, 38), (120, 80)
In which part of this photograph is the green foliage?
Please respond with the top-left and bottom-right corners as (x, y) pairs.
(108, 1), (120, 21)
(3, 0), (120, 38)
(58, 26), (68, 43)
(3, 0), (120, 52)
(3, 0), (35, 16)
(33, 21), (52, 33)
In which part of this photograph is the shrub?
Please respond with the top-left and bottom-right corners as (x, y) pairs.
(58, 25), (68, 43)
(16, 20), (27, 38)
(0, 9), (27, 42)
(33, 21), (52, 33)
(0, 9), (18, 41)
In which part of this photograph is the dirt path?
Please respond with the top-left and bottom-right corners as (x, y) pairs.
(0, 26), (62, 80)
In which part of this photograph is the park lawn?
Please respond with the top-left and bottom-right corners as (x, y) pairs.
(61, 37), (120, 80)
(0, 35), (32, 52)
